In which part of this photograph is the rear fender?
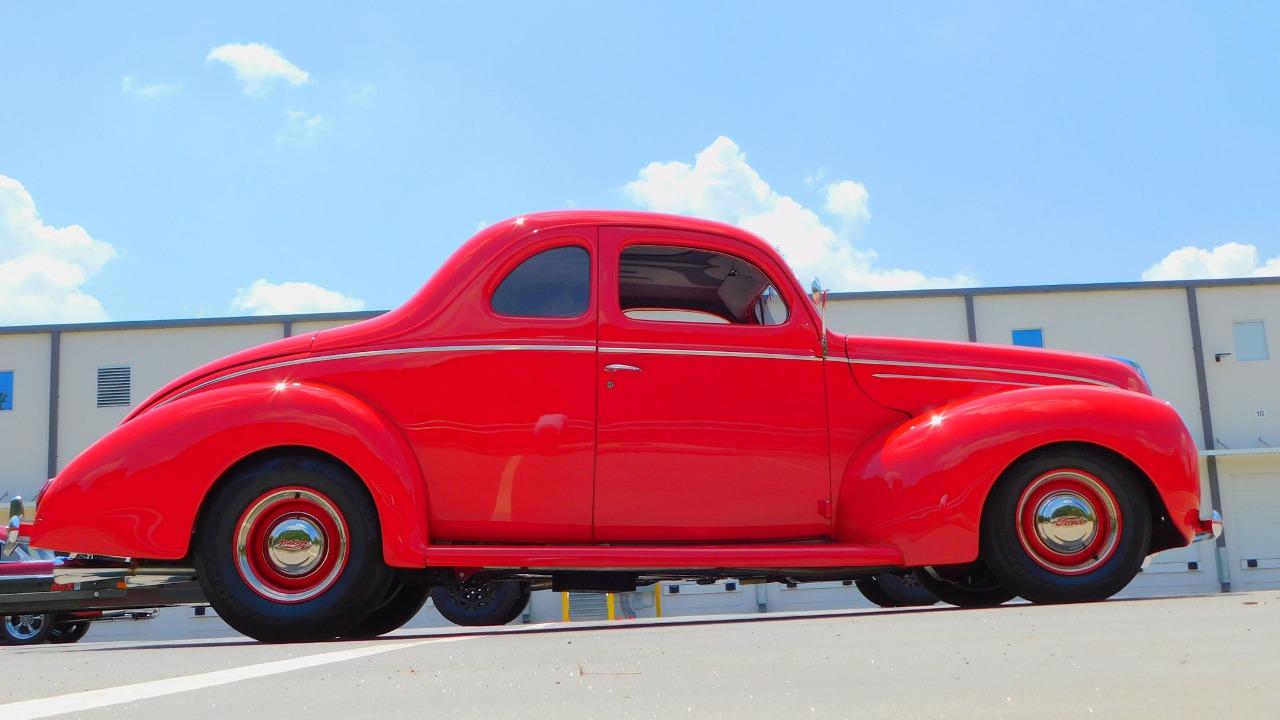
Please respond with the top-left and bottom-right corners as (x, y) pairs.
(835, 385), (1200, 566)
(31, 381), (429, 567)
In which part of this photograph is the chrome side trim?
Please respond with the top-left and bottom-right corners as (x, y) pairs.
(847, 358), (1117, 388)
(871, 373), (1044, 388)
(600, 346), (821, 361)
(163, 344), (597, 405)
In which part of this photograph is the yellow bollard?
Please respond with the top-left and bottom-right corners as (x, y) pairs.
(606, 592), (616, 620)
(654, 583), (663, 618)
(561, 591), (570, 622)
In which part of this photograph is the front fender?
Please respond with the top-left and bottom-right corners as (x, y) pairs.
(835, 385), (1200, 566)
(31, 381), (429, 567)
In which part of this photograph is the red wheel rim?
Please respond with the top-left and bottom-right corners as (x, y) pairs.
(1015, 469), (1121, 576)
(234, 487), (349, 603)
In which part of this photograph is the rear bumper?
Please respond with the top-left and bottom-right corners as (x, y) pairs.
(1192, 510), (1224, 543)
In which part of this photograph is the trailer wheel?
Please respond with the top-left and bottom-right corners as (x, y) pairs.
(48, 619), (92, 644)
(1, 613), (55, 645)
(431, 581), (530, 626)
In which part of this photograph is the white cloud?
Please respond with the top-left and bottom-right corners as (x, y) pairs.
(624, 136), (973, 291)
(1142, 242), (1280, 281)
(0, 176), (116, 324)
(230, 279), (365, 316)
(277, 110), (326, 144)
(207, 43), (310, 96)
(121, 75), (180, 98)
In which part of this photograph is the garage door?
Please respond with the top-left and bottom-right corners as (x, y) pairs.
(1222, 471), (1280, 592)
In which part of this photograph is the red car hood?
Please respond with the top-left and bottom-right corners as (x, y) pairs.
(841, 335), (1150, 416)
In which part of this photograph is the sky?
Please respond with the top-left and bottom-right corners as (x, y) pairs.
(2, 2), (1280, 325)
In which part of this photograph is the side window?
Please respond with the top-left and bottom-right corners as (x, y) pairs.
(490, 245), (590, 318)
(618, 245), (788, 325)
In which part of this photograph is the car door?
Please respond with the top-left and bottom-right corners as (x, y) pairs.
(594, 226), (831, 542)
(391, 230), (599, 543)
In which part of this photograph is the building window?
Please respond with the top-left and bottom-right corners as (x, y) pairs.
(0, 371), (12, 411)
(1233, 321), (1269, 361)
(1012, 328), (1044, 347)
(490, 245), (591, 318)
(96, 366), (132, 407)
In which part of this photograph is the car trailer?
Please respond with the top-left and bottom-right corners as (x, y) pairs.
(0, 497), (204, 645)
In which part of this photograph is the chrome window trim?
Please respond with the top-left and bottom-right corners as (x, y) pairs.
(846, 358), (1117, 388)
(870, 373), (1044, 388)
(600, 346), (821, 361)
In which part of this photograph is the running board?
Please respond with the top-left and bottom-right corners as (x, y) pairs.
(423, 543), (904, 570)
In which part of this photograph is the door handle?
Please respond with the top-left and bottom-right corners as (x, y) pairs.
(603, 363), (642, 373)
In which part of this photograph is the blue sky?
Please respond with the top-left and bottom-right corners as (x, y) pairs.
(2, 2), (1279, 324)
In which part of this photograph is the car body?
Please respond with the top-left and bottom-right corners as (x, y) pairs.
(30, 210), (1220, 640)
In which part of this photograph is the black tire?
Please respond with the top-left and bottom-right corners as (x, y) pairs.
(1, 613), (55, 645)
(431, 581), (530, 626)
(194, 455), (394, 642)
(345, 579), (432, 638)
(48, 619), (92, 644)
(914, 565), (1017, 607)
(981, 447), (1151, 604)
(856, 574), (938, 608)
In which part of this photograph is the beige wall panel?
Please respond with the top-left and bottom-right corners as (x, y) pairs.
(290, 319), (365, 336)
(0, 334), (52, 498)
(973, 290), (1203, 442)
(827, 296), (969, 341)
(57, 324), (283, 469)
(1194, 286), (1280, 450)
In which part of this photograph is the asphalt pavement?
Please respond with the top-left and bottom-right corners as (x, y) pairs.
(0, 591), (1275, 719)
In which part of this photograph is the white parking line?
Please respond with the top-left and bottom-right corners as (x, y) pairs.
(0, 637), (464, 719)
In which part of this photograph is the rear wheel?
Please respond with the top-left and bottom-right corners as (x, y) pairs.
(431, 580), (530, 626)
(981, 448), (1151, 603)
(1, 613), (54, 645)
(194, 455), (394, 642)
(914, 565), (1016, 607)
(856, 574), (938, 608)
(345, 579), (432, 638)
(48, 618), (92, 644)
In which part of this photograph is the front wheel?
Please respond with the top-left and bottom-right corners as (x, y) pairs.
(913, 565), (1016, 607)
(194, 455), (394, 642)
(1, 613), (54, 645)
(431, 581), (530, 626)
(981, 448), (1151, 603)
(856, 574), (938, 608)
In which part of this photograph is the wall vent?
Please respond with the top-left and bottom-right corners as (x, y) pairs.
(96, 366), (132, 407)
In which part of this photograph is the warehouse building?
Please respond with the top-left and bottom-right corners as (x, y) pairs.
(1, 275), (1277, 637)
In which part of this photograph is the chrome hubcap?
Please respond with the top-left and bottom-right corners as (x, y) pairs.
(265, 516), (325, 576)
(6, 614), (44, 640)
(1032, 492), (1098, 553)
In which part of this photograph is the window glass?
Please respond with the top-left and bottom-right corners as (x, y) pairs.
(1233, 321), (1269, 361)
(490, 245), (590, 318)
(1011, 328), (1044, 347)
(0, 371), (12, 411)
(618, 245), (788, 325)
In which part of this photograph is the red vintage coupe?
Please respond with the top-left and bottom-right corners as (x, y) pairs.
(30, 211), (1221, 641)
